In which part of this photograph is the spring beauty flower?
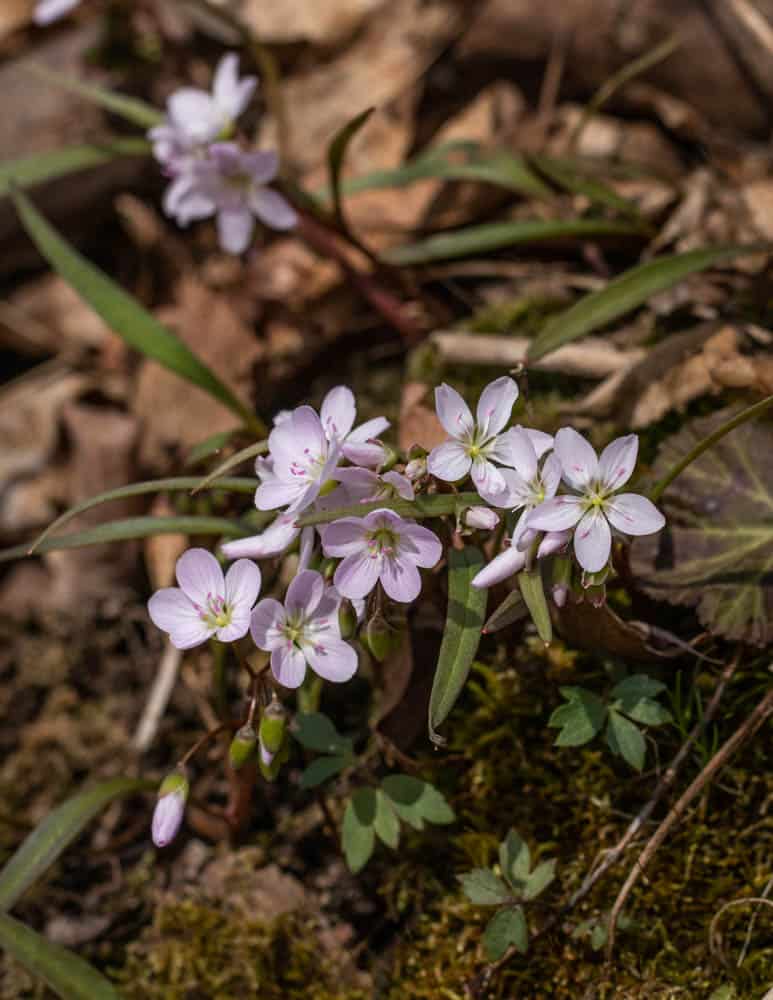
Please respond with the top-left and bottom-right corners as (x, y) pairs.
(151, 769), (189, 848)
(427, 377), (519, 502)
(250, 570), (357, 688)
(492, 426), (561, 548)
(34, 0), (80, 23)
(527, 428), (666, 573)
(323, 508), (442, 603)
(148, 548), (261, 648)
(319, 385), (390, 468)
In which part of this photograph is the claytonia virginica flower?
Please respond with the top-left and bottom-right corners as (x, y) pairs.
(492, 426), (561, 548)
(151, 770), (189, 848)
(528, 428), (666, 574)
(323, 509), (442, 603)
(319, 385), (390, 468)
(148, 548), (261, 649)
(250, 570), (357, 688)
(463, 506), (500, 530)
(258, 408), (342, 514)
(333, 466), (414, 503)
(34, 0), (80, 23)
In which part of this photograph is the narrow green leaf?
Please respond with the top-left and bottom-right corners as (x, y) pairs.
(0, 139), (150, 196)
(24, 62), (163, 128)
(517, 565), (552, 644)
(299, 755), (348, 790)
(373, 790), (400, 849)
(429, 546), (487, 744)
(499, 830), (531, 887)
(458, 868), (510, 906)
(529, 155), (641, 218)
(29, 477), (258, 554)
(482, 588), (527, 634)
(0, 779), (151, 912)
(1, 516), (247, 565)
(327, 107), (374, 228)
(0, 913), (120, 1000)
(294, 713), (352, 755)
(185, 430), (240, 468)
(12, 189), (260, 432)
(606, 710), (646, 771)
(523, 859), (556, 901)
(380, 775), (454, 829)
(482, 906), (528, 959)
(341, 788), (377, 873)
(549, 687), (607, 747)
(190, 440), (268, 495)
(529, 244), (769, 362)
(386, 218), (640, 265)
(299, 491), (482, 527)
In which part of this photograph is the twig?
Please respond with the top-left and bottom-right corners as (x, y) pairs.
(132, 641), (182, 752)
(708, 881), (773, 966)
(606, 683), (773, 959)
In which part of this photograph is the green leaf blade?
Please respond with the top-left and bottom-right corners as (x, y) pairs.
(373, 790), (400, 849)
(299, 755), (348, 790)
(549, 687), (607, 747)
(327, 107), (374, 227)
(499, 830), (531, 887)
(482, 906), (528, 960)
(294, 714), (352, 755)
(606, 710), (646, 771)
(0, 139), (150, 196)
(517, 565), (552, 644)
(458, 868), (510, 906)
(25, 62), (162, 128)
(342, 789), (377, 873)
(380, 775), (454, 829)
(429, 546), (487, 743)
(523, 859), (556, 901)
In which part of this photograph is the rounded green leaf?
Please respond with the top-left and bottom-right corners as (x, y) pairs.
(458, 868), (510, 906)
(482, 906), (528, 960)
(373, 790), (400, 849)
(606, 710), (646, 771)
(341, 788), (377, 873)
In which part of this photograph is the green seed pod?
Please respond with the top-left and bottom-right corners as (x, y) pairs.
(228, 724), (257, 770)
(338, 599), (358, 639)
(258, 698), (288, 754)
(363, 614), (399, 662)
(319, 556), (338, 581)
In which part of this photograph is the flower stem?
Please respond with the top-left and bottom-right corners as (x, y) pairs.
(648, 393), (773, 503)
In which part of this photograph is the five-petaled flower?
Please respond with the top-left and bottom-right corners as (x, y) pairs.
(250, 570), (357, 688)
(528, 428), (665, 573)
(323, 508), (442, 603)
(148, 548), (261, 649)
(427, 377), (522, 503)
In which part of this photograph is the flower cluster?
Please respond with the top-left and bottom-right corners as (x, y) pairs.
(146, 376), (666, 846)
(149, 53), (297, 253)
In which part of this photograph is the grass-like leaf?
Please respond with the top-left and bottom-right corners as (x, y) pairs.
(517, 565), (552, 643)
(12, 189), (262, 434)
(0, 779), (151, 912)
(327, 107), (374, 229)
(190, 440), (268, 495)
(528, 155), (642, 219)
(299, 491), (482, 527)
(428, 546), (487, 744)
(529, 244), (769, 362)
(0, 913), (120, 1000)
(24, 62), (162, 128)
(1, 515), (248, 564)
(386, 218), (641, 265)
(0, 139), (150, 196)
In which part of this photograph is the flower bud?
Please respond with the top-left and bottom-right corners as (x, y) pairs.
(377, 443), (399, 473)
(258, 698), (288, 755)
(404, 457), (427, 482)
(259, 741), (275, 768)
(464, 506), (500, 531)
(228, 724), (257, 770)
(259, 740), (289, 782)
(551, 583), (569, 608)
(152, 768), (189, 848)
(362, 614), (399, 662)
(338, 599), (358, 639)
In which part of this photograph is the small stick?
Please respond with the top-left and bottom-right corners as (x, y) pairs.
(132, 642), (182, 752)
(605, 684), (773, 959)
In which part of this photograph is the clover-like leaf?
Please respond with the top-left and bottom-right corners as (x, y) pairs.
(294, 713), (352, 755)
(606, 710), (646, 771)
(458, 868), (510, 906)
(548, 687), (607, 746)
(341, 788), (377, 873)
(380, 775), (455, 830)
(499, 830), (531, 888)
(523, 859), (557, 901)
(482, 906), (528, 960)
(632, 408), (773, 645)
(611, 674), (672, 727)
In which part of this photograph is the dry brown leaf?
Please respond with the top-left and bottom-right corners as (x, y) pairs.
(144, 494), (188, 591)
(0, 0), (35, 40)
(239, 0), (385, 44)
(398, 381), (446, 452)
(742, 179), (773, 240)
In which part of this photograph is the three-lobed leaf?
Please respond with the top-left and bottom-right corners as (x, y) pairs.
(294, 713), (352, 755)
(499, 830), (530, 888)
(606, 710), (646, 771)
(380, 775), (455, 830)
(523, 859), (556, 901)
(372, 790), (400, 849)
(299, 755), (349, 790)
(458, 868), (510, 906)
(548, 687), (606, 747)
(482, 906), (528, 960)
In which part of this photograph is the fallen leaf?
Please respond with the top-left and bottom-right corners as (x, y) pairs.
(398, 381), (446, 452)
(240, 0), (385, 44)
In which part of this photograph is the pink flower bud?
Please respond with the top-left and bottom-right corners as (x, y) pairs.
(259, 741), (275, 768)
(405, 457), (427, 481)
(151, 769), (189, 848)
(464, 506), (500, 531)
(551, 583), (569, 608)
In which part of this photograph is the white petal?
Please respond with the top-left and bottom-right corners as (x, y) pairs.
(573, 510), (611, 573)
(526, 428), (554, 459)
(398, 522), (442, 568)
(168, 90), (222, 143)
(554, 427), (599, 492)
(380, 557), (422, 603)
(175, 548), (224, 607)
(221, 515), (300, 559)
(305, 636), (358, 683)
(148, 589), (211, 649)
(212, 53), (257, 119)
(476, 376), (518, 438)
(298, 525), (316, 571)
(250, 598), (286, 650)
(333, 551), (381, 599)
(427, 440), (471, 482)
(322, 517), (368, 558)
(249, 188), (298, 231)
(347, 416), (390, 443)
(540, 453), (563, 500)
(435, 383), (474, 439)
(341, 440), (385, 468)
(321, 386), (356, 441)
(527, 496), (584, 532)
(215, 611), (252, 643)
(491, 426), (536, 479)
(33, 0), (80, 25)
(537, 529), (572, 559)
(598, 434), (639, 493)
(471, 458), (507, 502)
(286, 569), (325, 617)
(224, 560), (261, 612)
(255, 478), (304, 511)
(605, 494), (665, 536)
(217, 208), (254, 255)
(471, 546), (526, 589)
(382, 470), (414, 500)
(271, 645), (307, 688)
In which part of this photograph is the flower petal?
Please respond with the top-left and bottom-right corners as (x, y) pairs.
(491, 467), (531, 510)
(471, 545), (526, 589)
(250, 598), (286, 649)
(224, 559), (261, 612)
(341, 440), (386, 467)
(526, 428), (554, 459)
(221, 514), (299, 559)
(573, 510), (611, 573)
(346, 416), (390, 443)
(215, 610), (252, 643)
(305, 636), (358, 683)
(168, 89), (222, 143)
(471, 458), (507, 502)
(398, 522), (442, 568)
(435, 383), (474, 439)
(286, 569), (325, 617)
(605, 493), (665, 536)
(212, 53), (257, 120)
(537, 529), (572, 559)
(540, 453), (563, 500)
(249, 188), (298, 230)
(380, 556), (422, 603)
(598, 434), (639, 493)
(333, 551), (381, 599)
(271, 645), (307, 688)
(527, 495), (584, 532)
(427, 440), (471, 482)
(241, 150), (279, 185)
(491, 426), (537, 479)
(321, 386), (356, 441)
(175, 548), (224, 607)
(148, 589), (212, 649)
(382, 470), (415, 500)
(554, 427), (599, 491)
(322, 517), (368, 558)
(254, 478), (304, 511)
(476, 376), (518, 438)
(217, 208), (254, 254)
(298, 525), (316, 571)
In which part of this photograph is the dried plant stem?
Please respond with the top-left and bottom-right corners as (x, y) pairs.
(132, 641), (182, 752)
(606, 683), (773, 959)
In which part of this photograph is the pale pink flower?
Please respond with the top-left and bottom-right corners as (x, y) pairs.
(257, 408), (342, 515)
(221, 511), (302, 561)
(323, 508), (441, 603)
(250, 570), (357, 688)
(427, 377), (519, 501)
(33, 0), (80, 24)
(151, 770), (189, 848)
(148, 548), (261, 648)
(490, 426), (561, 550)
(333, 466), (414, 503)
(319, 386), (390, 467)
(528, 428), (666, 574)
(463, 506), (500, 530)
